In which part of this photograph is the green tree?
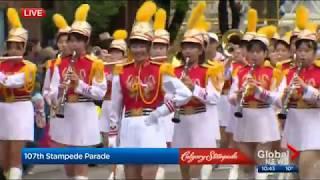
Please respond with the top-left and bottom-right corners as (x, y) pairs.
(153, 0), (189, 44)
(42, 0), (124, 46)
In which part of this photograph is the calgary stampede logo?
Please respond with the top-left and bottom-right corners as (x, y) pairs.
(126, 74), (156, 101)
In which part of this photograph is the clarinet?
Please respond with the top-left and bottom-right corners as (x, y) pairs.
(234, 63), (256, 118)
(277, 63), (302, 120)
(172, 57), (190, 123)
(53, 51), (77, 118)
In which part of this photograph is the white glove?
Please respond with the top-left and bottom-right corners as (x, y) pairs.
(144, 110), (160, 126)
(0, 72), (6, 84)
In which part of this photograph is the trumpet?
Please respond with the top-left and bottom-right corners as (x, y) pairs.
(221, 29), (243, 58)
(91, 46), (102, 57)
(172, 57), (190, 123)
(277, 63), (302, 120)
(234, 63), (256, 118)
(53, 51), (77, 118)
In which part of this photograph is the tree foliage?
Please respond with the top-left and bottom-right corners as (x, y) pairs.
(42, 0), (124, 46)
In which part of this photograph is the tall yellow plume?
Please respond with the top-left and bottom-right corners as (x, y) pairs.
(53, 14), (69, 29)
(296, 5), (309, 30)
(75, 4), (90, 21)
(7, 8), (22, 28)
(154, 8), (167, 30)
(306, 22), (318, 33)
(194, 15), (211, 31)
(247, 8), (257, 32)
(187, 1), (206, 29)
(257, 25), (277, 39)
(136, 1), (157, 22)
(113, 29), (128, 40)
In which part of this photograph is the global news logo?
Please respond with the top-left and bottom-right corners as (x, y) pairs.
(20, 8), (46, 18)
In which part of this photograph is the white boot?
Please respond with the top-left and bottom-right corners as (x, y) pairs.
(200, 165), (212, 179)
(73, 176), (88, 180)
(107, 169), (114, 180)
(8, 167), (22, 180)
(155, 166), (165, 180)
(228, 165), (239, 180)
(115, 165), (125, 179)
(108, 165), (125, 180)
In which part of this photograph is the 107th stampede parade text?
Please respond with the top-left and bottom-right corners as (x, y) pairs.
(23, 152), (111, 161)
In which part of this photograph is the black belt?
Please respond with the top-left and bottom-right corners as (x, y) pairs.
(124, 108), (154, 118)
(242, 102), (270, 108)
(66, 95), (93, 103)
(179, 106), (207, 115)
(0, 95), (31, 102)
(288, 103), (319, 109)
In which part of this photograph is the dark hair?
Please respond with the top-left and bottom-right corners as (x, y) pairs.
(240, 40), (249, 49)
(109, 48), (124, 56)
(129, 39), (151, 47)
(54, 33), (68, 50)
(152, 42), (169, 49)
(56, 33), (69, 43)
(128, 39), (151, 52)
(247, 40), (268, 52)
(295, 39), (317, 52)
(290, 35), (298, 44)
(275, 40), (290, 50)
(6, 41), (24, 50)
(203, 40), (208, 49)
(176, 51), (182, 60)
(209, 38), (218, 44)
(68, 32), (89, 43)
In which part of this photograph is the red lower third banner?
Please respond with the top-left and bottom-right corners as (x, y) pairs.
(179, 148), (254, 165)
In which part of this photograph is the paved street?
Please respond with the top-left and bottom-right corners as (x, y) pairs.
(24, 165), (232, 179)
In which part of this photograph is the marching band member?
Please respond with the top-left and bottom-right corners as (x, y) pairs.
(201, 32), (223, 179)
(100, 29), (127, 180)
(109, 1), (192, 179)
(268, 31), (280, 67)
(150, 8), (174, 149)
(42, 13), (73, 178)
(100, 29), (127, 147)
(150, 8), (172, 179)
(225, 8), (256, 144)
(206, 33), (225, 63)
(44, 13), (71, 141)
(205, 32), (223, 145)
(43, 13), (71, 105)
(229, 25), (283, 179)
(48, 4), (107, 180)
(171, 2), (224, 179)
(290, 5), (309, 58)
(280, 26), (320, 179)
(274, 33), (294, 75)
(0, 8), (37, 179)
